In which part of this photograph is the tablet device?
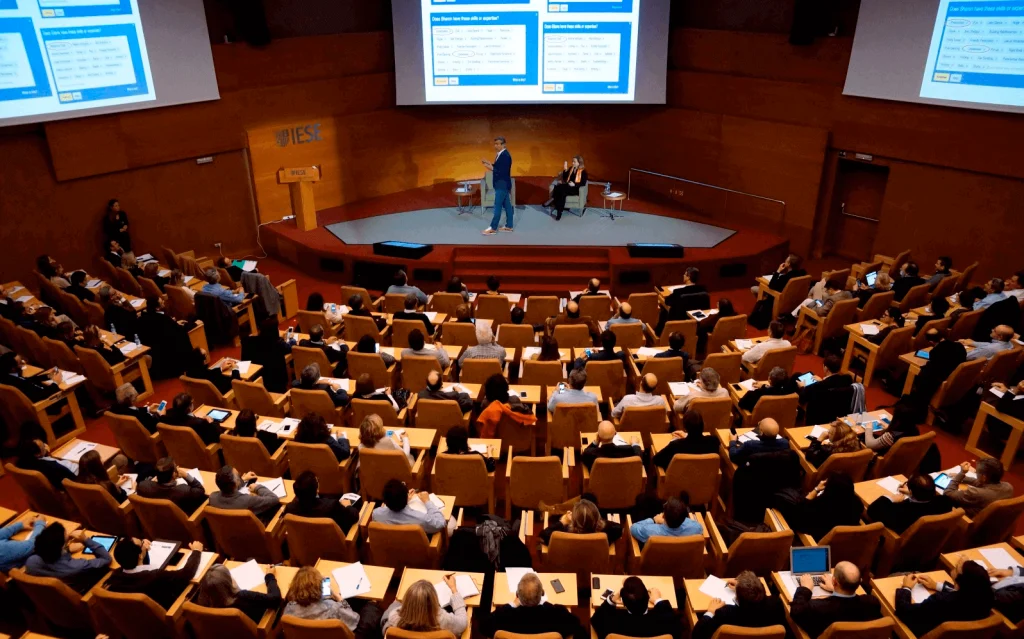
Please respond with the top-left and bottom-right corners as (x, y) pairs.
(83, 535), (117, 555)
(206, 409), (231, 422)
(865, 271), (878, 287)
(691, 311), (706, 320)
(797, 372), (816, 386)
(915, 350), (931, 360)
(934, 473), (951, 490)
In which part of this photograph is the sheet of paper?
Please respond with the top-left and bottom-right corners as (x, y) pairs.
(809, 425), (828, 439)
(86, 279), (102, 288)
(241, 260), (257, 272)
(258, 478), (287, 498)
(762, 274), (774, 281)
(183, 275), (195, 283)
(129, 299), (144, 308)
(612, 434), (629, 447)
(635, 347), (661, 358)
(434, 574), (480, 607)
(236, 360), (252, 375)
(342, 493), (361, 503)
(257, 420), (284, 434)
(876, 476), (903, 494)
(229, 559), (266, 591)
(860, 323), (879, 336)
(63, 441), (97, 462)
(522, 347), (541, 359)
(738, 379), (757, 391)
(119, 342), (139, 355)
(991, 389), (1006, 398)
(469, 443), (489, 454)
(158, 269), (171, 278)
(186, 468), (204, 487)
(278, 417), (300, 433)
(332, 562), (372, 599)
(669, 382), (691, 397)
(911, 584), (933, 603)
(15, 295), (33, 303)
(979, 547), (1022, 570)
(734, 339), (754, 351)
(505, 293), (522, 303)
(136, 254), (154, 261)
(429, 493), (446, 509)
(424, 311), (438, 322)
(698, 575), (736, 606)
(505, 567), (536, 595)
(122, 473), (138, 496)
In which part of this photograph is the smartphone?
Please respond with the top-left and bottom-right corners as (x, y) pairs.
(557, 382), (566, 394)
(692, 311), (706, 320)
(581, 436), (589, 445)
(934, 472), (951, 490)
(813, 299), (824, 307)
(169, 550), (186, 565)
(83, 535), (117, 555)
(520, 391), (527, 398)
(157, 400), (167, 412)
(730, 424), (737, 436)
(592, 576), (601, 589)
(601, 588), (614, 600)
(286, 327), (294, 337)
(551, 579), (565, 594)
(374, 343), (380, 354)
(584, 348), (592, 357)
(321, 577), (332, 599)
(872, 421), (885, 432)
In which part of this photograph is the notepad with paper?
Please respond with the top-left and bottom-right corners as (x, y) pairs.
(738, 379), (757, 391)
(129, 299), (144, 308)
(140, 540), (179, 571)
(734, 339), (754, 350)
(434, 575), (479, 607)
(229, 560), (265, 591)
(63, 441), (97, 462)
(669, 382), (691, 396)
(505, 567), (536, 594)
(809, 425), (828, 439)
(332, 562), (372, 598)
(979, 547), (1021, 571)
(259, 478), (287, 498)
(876, 476), (903, 495)
(859, 324), (879, 336)
(698, 575), (736, 605)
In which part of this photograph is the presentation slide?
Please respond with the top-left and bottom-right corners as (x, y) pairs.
(393, 0), (670, 104)
(844, 0), (1024, 115)
(0, 0), (219, 126)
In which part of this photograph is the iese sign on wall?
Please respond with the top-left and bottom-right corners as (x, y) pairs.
(275, 123), (323, 147)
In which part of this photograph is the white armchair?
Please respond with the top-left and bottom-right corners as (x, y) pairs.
(481, 171), (516, 208)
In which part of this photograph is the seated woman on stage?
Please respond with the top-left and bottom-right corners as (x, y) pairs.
(546, 155), (588, 221)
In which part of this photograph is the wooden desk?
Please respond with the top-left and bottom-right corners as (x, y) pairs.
(520, 348), (573, 364)
(7, 511), (81, 540)
(629, 347), (669, 363)
(591, 574), (677, 609)
(769, 572), (865, 603)
(315, 560), (394, 601)
(396, 569), (485, 607)
(0, 507), (16, 527)
(727, 336), (768, 355)
(223, 560), (299, 594)
(210, 358), (263, 382)
(51, 439), (121, 467)
(870, 571), (951, 639)
(493, 572), (577, 607)
(899, 344), (975, 396)
(682, 577), (770, 627)
(940, 542), (1024, 573)
(389, 427), (437, 450)
(438, 438), (501, 457)
(193, 470), (295, 504)
(854, 475), (907, 509)
(966, 401), (1024, 470)
(442, 382), (544, 405)
(22, 364), (90, 394)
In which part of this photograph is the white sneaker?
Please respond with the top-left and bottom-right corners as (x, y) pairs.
(482, 228), (497, 235)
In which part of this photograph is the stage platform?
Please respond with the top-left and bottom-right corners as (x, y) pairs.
(325, 205), (735, 248)
(261, 178), (791, 296)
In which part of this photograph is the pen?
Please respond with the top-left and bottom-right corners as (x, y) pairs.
(356, 577), (363, 590)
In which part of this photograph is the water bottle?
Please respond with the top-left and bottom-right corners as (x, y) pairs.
(110, 323), (116, 335)
(134, 334), (140, 346)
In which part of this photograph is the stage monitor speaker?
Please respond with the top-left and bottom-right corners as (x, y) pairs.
(627, 243), (684, 259)
(319, 257), (345, 273)
(719, 263), (748, 278)
(373, 241), (434, 259)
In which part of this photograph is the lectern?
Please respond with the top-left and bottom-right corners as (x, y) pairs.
(277, 166), (321, 231)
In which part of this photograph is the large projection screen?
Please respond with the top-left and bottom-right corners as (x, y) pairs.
(392, 0), (671, 105)
(845, 0), (1024, 114)
(0, 0), (220, 126)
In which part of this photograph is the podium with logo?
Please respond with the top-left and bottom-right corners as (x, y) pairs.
(277, 166), (321, 231)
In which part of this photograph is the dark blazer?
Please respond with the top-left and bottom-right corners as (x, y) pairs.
(664, 284), (708, 307)
(584, 349), (629, 373)
(291, 379), (350, 408)
(185, 363), (238, 395)
(136, 476), (207, 515)
(137, 310), (193, 378)
(997, 391), (1024, 420)
(492, 150), (512, 190)
(161, 412), (221, 445)
(769, 268), (808, 292)
(17, 456), (76, 490)
(739, 380), (799, 412)
(856, 287), (885, 309)
(728, 435), (791, 464)
(110, 403), (161, 433)
(790, 587), (882, 638)
(591, 599), (683, 639)
(106, 549), (200, 610)
(231, 574), (282, 623)
(866, 494), (955, 534)
(777, 492), (864, 541)
(914, 312), (940, 336)
(895, 583), (994, 638)
(995, 578), (1024, 624)
(298, 338), (347, 365)
(283, 497), (361, 533)
(66, 284), (95, 303)
(559, 167), (588, 193)
(4, 372), (61, 403)
(418, 387), (473, 413)
(240, 335), (292, 394)
(482, 602), (584, 639)
(580, 441), (643, 470)
(104, 304), (139, 339)
(913, 340), (967, 400)
(392, 310), (433, 336)
(653, 435), (720, 469)
(893, 276), (927, 302)
(691, 597), (787, 639)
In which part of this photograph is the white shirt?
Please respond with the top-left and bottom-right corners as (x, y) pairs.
(1007, 288), (1024, 301)
(741, 337), (792, 364)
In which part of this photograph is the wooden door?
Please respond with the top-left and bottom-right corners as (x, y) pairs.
(825, 159), (890, 261)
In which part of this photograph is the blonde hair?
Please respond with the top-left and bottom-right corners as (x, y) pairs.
(397, 580), (441, 631)
(143, 261), (159, 278)
(573, 155), (585, 169)
(827, 420), (862, 454)
(359, 413), (386, 447)
(288, 566), (325, 607)
(567, 499), (605, 534)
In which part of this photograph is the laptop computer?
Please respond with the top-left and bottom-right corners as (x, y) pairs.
(790, 545), (831, 588)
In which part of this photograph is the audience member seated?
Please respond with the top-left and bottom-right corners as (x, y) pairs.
(910, 328), (967, 402)
(98, 285), (139, 337)
(284, 566), (381, 639)
(761, 253), (807, 295)
(15, 436), (75, 490)
(914, 297), (950, 336)
(168, 270), (195, 300)
(210, 464), (281, 523)
(893, 262), (927, 302)
(162, 392), (221, 445)
(895, 559), (994, 637)
(654, 412), (719, 469)
(728, 418), (789, 464)
(942, 458), (1013, 517)
(484, 275), (501, 296)
(990, 564), (1024, 624)
(791, 561), (883, 638)
(25, 523), (110, 592)
(866, 473), (954, 534)
(612, 373), (667, 419)
(66, 270), (95, 302)
(445, 275), (471, 302)
(299, 323), (348, 377)
(307, 292), (342, 324)
(104, 241), (128, 268)
(382, 576), (468, 636)
(36, 254), (70, 289)
(444, 425), (496, 472)
(547, 367), (599, 414)
(992, 380), (1024, 419)
(402, 329), (450, 369)
(387, 269), (428, 306)
(240, 317), (294, 394)
(481, 572), (583, 639)
(142, 261), (169, 292)
(138, 296), (193, 377)
(697, 298), (738, 349)
(529, 335), (562, 362)
(927, 256), (954, 290)
(974, 278), (1008, 310)
(573, 278), (607, 303)
(965, 324), (1015, 361)
(477, 373), (537, 438)
(798, 354), (853, 403)
(591, 575), (683, 639)
(742, 321), (791, 364)
(107, 538), (204, 608)
(673, 366), (728, 413)
(772, 473), (862, 541)
(295, 413), (351, 462)
(345, 294), (387, 332)
(630, 496), (702, 545)
(136, 457), (207, 515)
(352, 373), (400, 411)
(539, 498), (622, 545)
(215, 256), (247, 284)
(804, 420), (864, 468)
(184, 347), (239, 395)
(458, 322), (506, 371)
(76, 449), (132, 504)
(54, 320), (80, 349)
(665, 267), (707, 304)
(545, 301), (601, 345)
(80, 324), (127, 366)
(196, 564), (281, 622)
(577, 329), (628, 373)
(855, 271), (892, 308)
(0, 514), (46, 572)
(394, 293), (434, 336)
(581, 420), (642, 470)
(200, 268), (244, 307)
(656, 331), (692, 380)
(357, 413), (413, 466)
(292, 363), (350, 408)
(692, 571), (786, 639)
(2, 352), (61, 402)
(284, 472), (361, 536)
(453, 303), (475, 324)
(739, 366), (798, 412)
(864, 403), (920, 455)
(371, 478), (447, 534)
(1006, 270), (1024, 302)
(355, 333), (396, 367)
(234, 408), (282, 455)
(791, 281), (852, 348)
(25, 306), (64, 340)
(606, 302), (641, 328)
(419, 370), (473, 413)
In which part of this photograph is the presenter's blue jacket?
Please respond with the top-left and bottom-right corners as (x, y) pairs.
(493, 150), (512, 190)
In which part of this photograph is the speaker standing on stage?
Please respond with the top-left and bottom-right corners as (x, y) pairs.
(482, 136), (514, 235)
(548, 155), (588, 221)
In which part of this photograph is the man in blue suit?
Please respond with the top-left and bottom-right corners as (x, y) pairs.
(482, 136), (514, 235)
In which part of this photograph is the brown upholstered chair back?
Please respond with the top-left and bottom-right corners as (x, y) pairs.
(157, 423), (221, 471)
(286, 441), (350, 495)
(588, 457), (644, 510)
(661, 453), (721, 507)
(129, 494), (202, 545)
(817, 522), (885, 578)
(4, 462), (69, 517)
(282, 514), (355, 565)
(367, 522), (435, 569)
(725, 530), (794, 577)
(62, 478), (130, 536)
(433, 453), (490, 508)
(183, 602), (260, 639)
(360, 448), (414, 501)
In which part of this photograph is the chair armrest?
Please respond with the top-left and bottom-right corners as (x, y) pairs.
(642, 324), (657, 347)
(223, 390), (235, 404)
(505, 446), (515, 479)
(562, 448), (574, 480)
(410, 450), (427, 479)
(119, 499), (134, 513)
(257, 609), (277, 633)
(396, 407), (408, 424)
(270, 445), (287, 463)
(265, 506), (285, 534)
(406, 394), (418, 413)
(82, 571), (115, 602)
(612, 297), (621, 310)
(608, 398), (618, 423)
(429, 531), (442, 552)
(706, 514), (729, 564)
(765, 508), (787, 532)
(359, 501), (375, 539)
(205, 443), (221, 456)
(188, 501), (208, 523)
(518, 515), (528, 543)
(626, 515), (641, 558)
(455, 507), (464, 528)
(167, 583), (194, 618)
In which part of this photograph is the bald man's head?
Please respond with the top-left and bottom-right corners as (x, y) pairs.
(588, 278), (601, 293)
(597, 420), (617, 443)
(759, 418), (780, 437)
(619, 303), (632, 319)
(641, 373), (658, 393)
(833, 561), (860, 595)
(517, 573), (543, 606)
(994, 325), (1014, 342)
(426, 370), (442, 391)
(566, 301), (580, 318)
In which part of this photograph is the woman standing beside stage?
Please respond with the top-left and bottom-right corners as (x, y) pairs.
(547, 155), (588, 221)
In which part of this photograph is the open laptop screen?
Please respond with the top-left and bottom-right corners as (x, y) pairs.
(791, 546), (831, 575)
